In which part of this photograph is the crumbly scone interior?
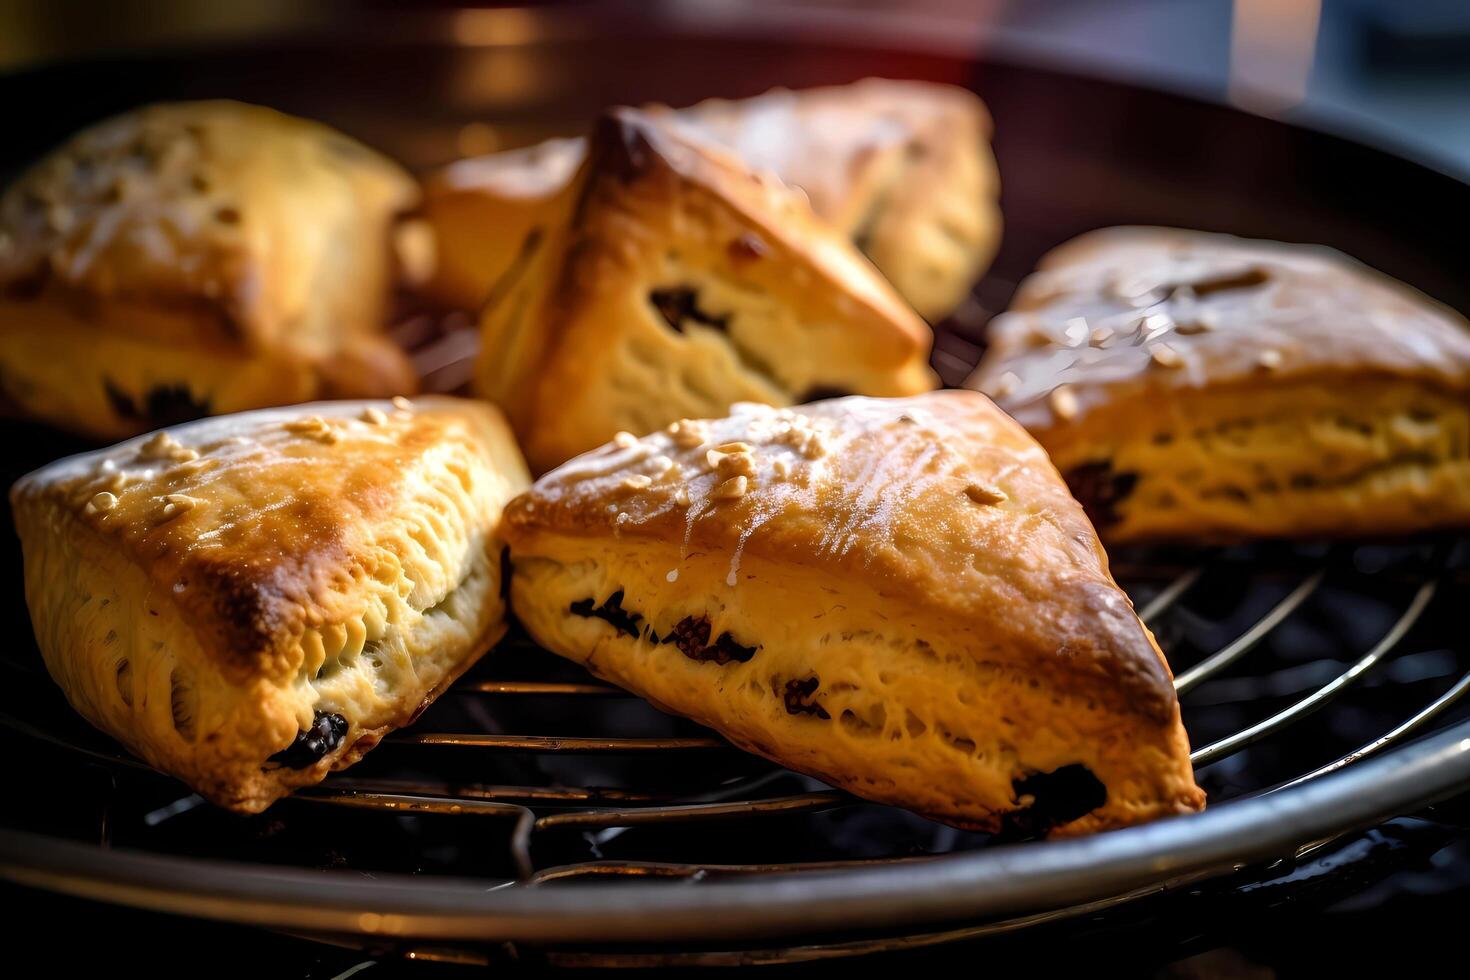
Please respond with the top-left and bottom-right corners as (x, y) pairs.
(1049, 377), (1470, 540)
(552, 252), (905, 441)
(511, 539), (1201, 837)
(11, 405), (522, 810)
(0, 304), (319, 435)
(25, 512), (506, 810)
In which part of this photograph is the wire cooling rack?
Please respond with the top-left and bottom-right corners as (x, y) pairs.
(2, 532), (1470, 967)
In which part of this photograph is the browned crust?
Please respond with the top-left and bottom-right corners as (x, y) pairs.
(969, 226), (1470, 439)
(502, 390), (1179, 724)
(11, 398), (515, 682)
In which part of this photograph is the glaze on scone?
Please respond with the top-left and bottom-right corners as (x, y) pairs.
(967, 226), (1470, 542)
(11, 397), (529, 811)
(0, 100), (420, 439)
(502, 391), (1203, 836)
(427, 78), (999, 321)
(475, 106), (938, 474)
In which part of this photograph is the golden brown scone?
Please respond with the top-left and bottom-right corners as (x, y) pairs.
(476, 107), (938, 474)
(11, 397), (529, 812)
(0, 101), (420, 440)
(677, 78), (1001, 321)
(425, 79), (1000, 321)
(421, 137), (588, 317)
(503, 391), (1203, 836)
(968, 227), (1470, 543)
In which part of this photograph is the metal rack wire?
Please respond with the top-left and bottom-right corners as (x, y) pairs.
(2, 535), (1470, 967)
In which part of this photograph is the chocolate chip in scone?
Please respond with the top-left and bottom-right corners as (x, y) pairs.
(104, 379), (211, 428)
(796, 386), (853, 404)
(783, 676), (829, 718)
(569, 590), (643, 638)
(1064, 460), (1139, 530)
(663, 614), (758, 664)
(996, 764), (1108, 840)
(268, 711), (348, 769)
(649, 287), (729, 334)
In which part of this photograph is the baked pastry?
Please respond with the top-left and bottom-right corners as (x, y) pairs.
(967, 226), (1470, 542)
(421, 136), (589, 317)
(677, 79), (1001, 322)
(11, 396), (529, 811)
(502, 391), (1204, 836)
(425, 79), (1000, 321)
(476, 107), (938, 474)
(0, 100), (421, 441)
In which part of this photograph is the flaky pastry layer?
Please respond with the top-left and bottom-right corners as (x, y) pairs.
(0, 100), (419, 438)
(476, 107), (937, 473)
(969, 227), (1470, 541)
(426, 79), (999, 321)
(503, 391), (1203, 835)
(11, 397), (529, 811)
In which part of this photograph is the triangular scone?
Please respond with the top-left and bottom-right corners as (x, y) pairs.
(502, 391), (1203, 836)
(0, 101), (419, 440)
(11, 397), (529, 812)
(674, 78), (1001, 321)
(968, 227), (1470, 542)
(421, 136), (586, 319)
(476, 107), (938, 474)
(426, 79), (999, 322)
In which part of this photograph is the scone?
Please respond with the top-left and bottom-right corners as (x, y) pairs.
(476, 107), (938, 474)
(677, 78), (1001, 322)
(421, 136), (589, 317)
(11, 397), (529, 812)
(502, 391), (1204, 836)
(425, 79), (1000, 321)
(967, 226), (1470, 542)
(0, 100), (420, 440)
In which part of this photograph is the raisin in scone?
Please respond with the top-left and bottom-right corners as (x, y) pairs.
(0, 100), (420, 440)
(502, 391), (1204, 836)
(426, 78), (1000, 321)
(476, 106), (938, 474)
(967, 227), (1470, 542)
(11, 397), (529, 812)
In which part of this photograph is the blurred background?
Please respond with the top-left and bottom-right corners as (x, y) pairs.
(3, 0), (1469, 179)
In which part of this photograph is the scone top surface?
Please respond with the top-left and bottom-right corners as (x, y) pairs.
(603, 105), (933, 350)
(0, 99), (417, 355)
(477, 105), (939, 473)
(12, 397), (524, 684)
(672, 77), (993, 236)
(969, 226), (1470, 434)
(503, 389), (1175, 722)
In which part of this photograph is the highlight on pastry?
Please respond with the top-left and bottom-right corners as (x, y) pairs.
(967, 226), (1470, 542)
(425, 78), (1000, 321)
(475, 105), (939, 474)
(10, 397), (529, 812)
(501, 390), (1204, 836)
(0, 100), (421, 441)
